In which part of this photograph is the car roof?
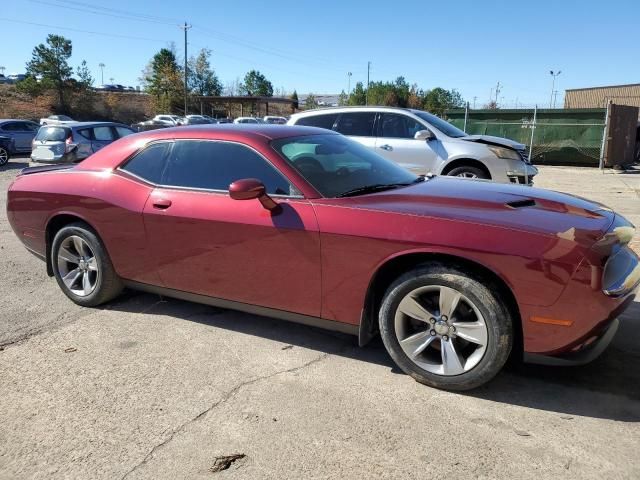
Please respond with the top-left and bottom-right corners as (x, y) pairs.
(128, 124), (336, 142)
(43, 121), (129, 128)
(290, 106), (424, 118)
(0, 119), (38, 123)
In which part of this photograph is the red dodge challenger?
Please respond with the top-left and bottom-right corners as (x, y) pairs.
(7, 125), (639, 390)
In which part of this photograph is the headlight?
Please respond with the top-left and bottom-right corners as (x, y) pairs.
(487, 145), (521, 160)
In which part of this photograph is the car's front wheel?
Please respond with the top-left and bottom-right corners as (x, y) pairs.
(447, 165), (489, 179)
(379, 263), (512, 391)
(0, 146), (9, 166)
(51, 222), (123, 307)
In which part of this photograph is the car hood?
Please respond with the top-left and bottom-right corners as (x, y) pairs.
(346, 177), (616, 248)
(460, 134), (526, 150)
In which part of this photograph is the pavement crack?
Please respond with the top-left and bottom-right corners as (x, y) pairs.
(119, 352), (328, 480)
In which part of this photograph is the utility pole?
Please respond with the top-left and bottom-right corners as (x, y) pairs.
(366, 61), (371, 105)
(179, 22), (192, 116)
(473, 96), (477, 109)
(494, 81), (501, 106)
(98, 63), (105, 85)
(549, 70), (561, 108)
(347, 71), (352, 94)
(0, 66), (5, 76)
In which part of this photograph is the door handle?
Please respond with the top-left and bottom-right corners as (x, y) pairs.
(152, 198), (172, 209)
(379, 144), (393, 151)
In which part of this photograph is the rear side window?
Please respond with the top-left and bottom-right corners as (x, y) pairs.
(93, 126), (115, 141)
(76, 128), (92, 140)
(35, 126), (68, 142)
(121, 142), (171, 184)
(296, 113), (338, 130)
(335, 112), (376, 137)
(162, 140), (292, 195)
(115, 126), (134, 138)
(2, 122), (22, 132)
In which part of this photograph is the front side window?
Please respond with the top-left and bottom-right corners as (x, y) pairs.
(272, 134), (419, 198)
(120, 142), (171, 184)
(115, 126), (134, 138)
(412, 110), (467, 138)
(380, 113), (426, 139)
(335, 112), (376, 137)
(296, 113), (338, 130)
(162, 140), (293, 195)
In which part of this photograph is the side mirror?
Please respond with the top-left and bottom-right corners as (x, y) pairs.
(414, 130), (434, 141)
(229, 178), (279, 211)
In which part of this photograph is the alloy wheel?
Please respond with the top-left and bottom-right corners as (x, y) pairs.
(0, 148), (8, 165)
(456, 171), (478, 178)
(57, 235), (99, 297)
(394, 285), (488, 376)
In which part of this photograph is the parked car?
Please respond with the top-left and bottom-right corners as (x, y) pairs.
(288, 107), (538, 185)
(234, 117), (264, 124)
(40, 115), (75, 126)
(0, 119), (40, 154)
(0, 136), (13, 165)
(7, 125), (638, 391)
(31, 122), (135, 164)
(264, 116), (287, 124)
(151, 115), (184, 126)
(184, 115), (215, 125)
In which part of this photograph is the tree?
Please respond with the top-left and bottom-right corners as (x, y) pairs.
(304, 93), (318, 110)
(423, 87), (465, 116)
(290, 90), (299, 109)
(144, 48), (184, 113)
(338, 90), (348, 106)
(188, 48), (222, 96)
(25, 34), (73, 110)
(76, 60), (93, 89)
(73, 60), (96, 118)
(239, 70), (273, 96)
(348, 82), (366, 105)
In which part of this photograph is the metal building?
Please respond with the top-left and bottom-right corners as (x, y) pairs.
(564, 83), (640, 109)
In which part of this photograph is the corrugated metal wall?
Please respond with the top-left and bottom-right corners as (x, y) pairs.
(564, 84), (640, 109)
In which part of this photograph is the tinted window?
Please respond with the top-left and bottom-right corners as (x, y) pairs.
(93, 126), (115, 141)
(2, 122), (21, 131)
(115, 126), (134, 138)
(35, 126), (69, 141)
(272, 134), (418, 198)
(24, 122), (40, 132)
(412, 110), (467, 138)
(121, 142), (171, 184)
(76, 128), (92, 140)
(380, 113), (425, 139)
(296, 113), (338, 130)
(335, 112), (375, 137)
(162, 140), (292, 195)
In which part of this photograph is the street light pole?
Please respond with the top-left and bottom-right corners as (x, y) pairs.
(549, 70), (561, 108)
(347, 71), (352, 94)
(179, 22), (192, 116)
(98, 63), (105, 85)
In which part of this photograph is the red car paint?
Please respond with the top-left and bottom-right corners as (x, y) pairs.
(6, 125), (637, 358)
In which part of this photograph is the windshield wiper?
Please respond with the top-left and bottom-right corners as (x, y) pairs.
(337, 181), (417, 198)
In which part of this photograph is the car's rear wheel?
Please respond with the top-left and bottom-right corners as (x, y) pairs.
(447, 165), (489, 179)
(379, 263), (512, 391)
(0, 146), (9, 166)
(51, 222), (123, 307)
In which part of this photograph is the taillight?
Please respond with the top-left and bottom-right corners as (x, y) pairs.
(64, 132), (74, 153)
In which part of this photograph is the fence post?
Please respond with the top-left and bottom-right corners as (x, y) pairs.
(598, 101), (612, 171)
(463, 102), (469, 133)
(524, 105), (537, 185)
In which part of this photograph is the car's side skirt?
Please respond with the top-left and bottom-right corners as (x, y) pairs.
(123, 280), (360, 337)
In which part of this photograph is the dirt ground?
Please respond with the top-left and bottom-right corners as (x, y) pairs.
(1, 158), (639, 479)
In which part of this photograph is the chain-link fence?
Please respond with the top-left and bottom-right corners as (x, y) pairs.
(447, 108), (607, 166)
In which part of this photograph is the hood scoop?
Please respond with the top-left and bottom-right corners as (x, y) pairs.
(506, 199), (536, 209)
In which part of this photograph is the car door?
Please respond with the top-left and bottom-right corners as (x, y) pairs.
(334, 112), (377, 151)
(375, 113), (439, 175)
(1, 122), (31, 151)
(141, 139), (322, 317)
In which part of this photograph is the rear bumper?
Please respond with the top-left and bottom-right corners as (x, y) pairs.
(524, 317), (619, 366)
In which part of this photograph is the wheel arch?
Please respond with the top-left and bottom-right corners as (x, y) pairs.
(44, 212), (101, 277)
(359, 251), (522, 358)
(440, 158), (491, 179)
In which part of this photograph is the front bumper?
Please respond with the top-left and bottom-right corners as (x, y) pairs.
(507, 164), (538, 186)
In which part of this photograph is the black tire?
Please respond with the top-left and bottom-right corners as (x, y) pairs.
(379, 262), (512, 391)
(447, 165), (489, 180)
(0, 146), (9, 166)
(51, 222), (123, 307)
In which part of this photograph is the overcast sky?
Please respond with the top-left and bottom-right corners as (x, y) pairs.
(2, 0), (639, 108)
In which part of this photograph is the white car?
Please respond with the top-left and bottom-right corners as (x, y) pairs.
(233, 117), (264, 124)
(152, 115), (184, 126)
(39, 115), (75, 126)
(288, 107), (538, 185)
(263, 116), (287, 124)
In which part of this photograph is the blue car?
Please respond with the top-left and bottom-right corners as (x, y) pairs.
(0, 119), (40, 159)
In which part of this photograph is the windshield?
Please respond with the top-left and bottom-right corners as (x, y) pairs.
(412, 110), (467, 138)
(271, 134), (419, 198)
(35, 126), (69, 142)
